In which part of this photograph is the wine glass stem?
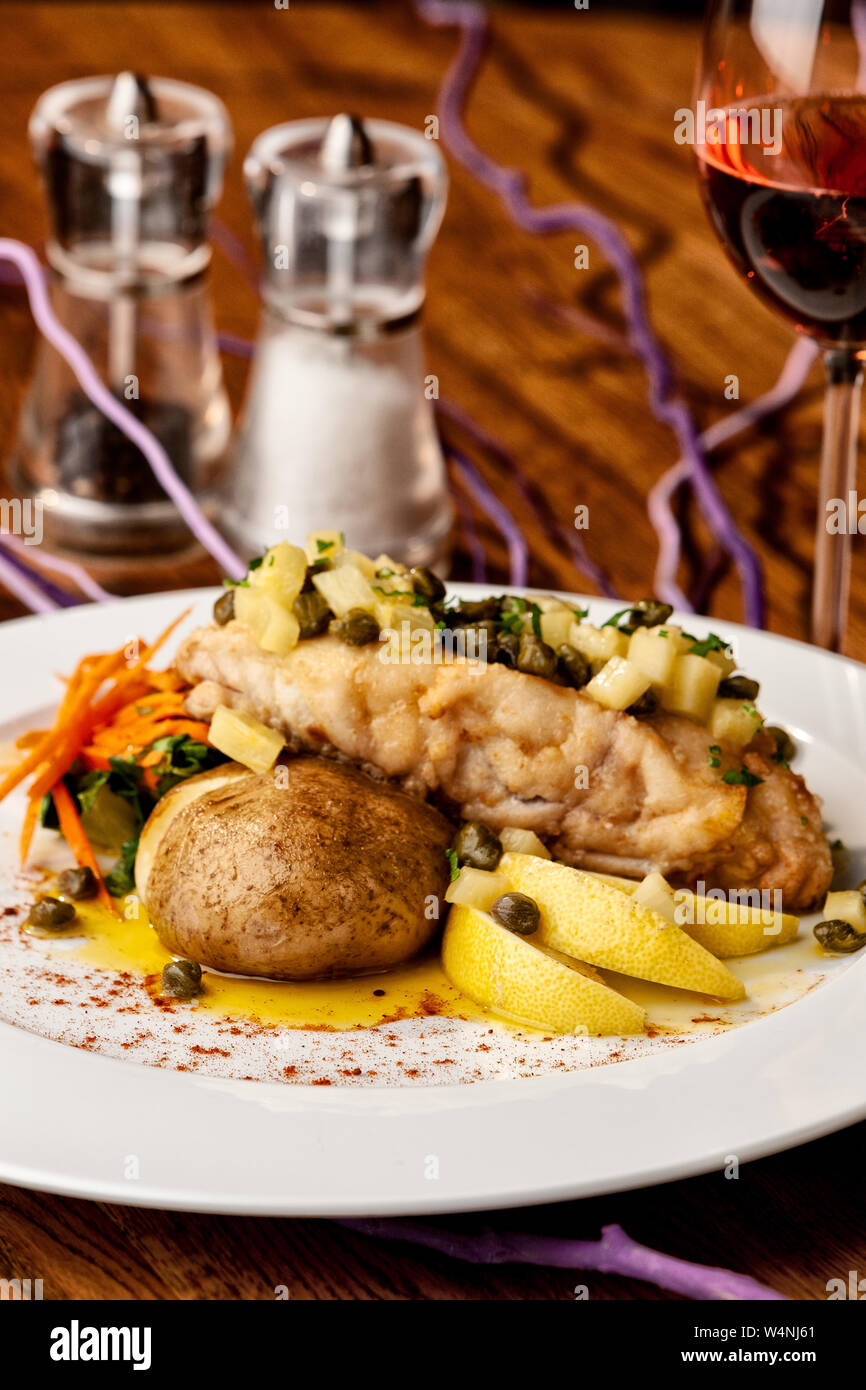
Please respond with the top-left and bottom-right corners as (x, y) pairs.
(812, 350), (862, 652)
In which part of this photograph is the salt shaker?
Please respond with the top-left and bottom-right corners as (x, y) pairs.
(9, 73), (232, 554)
(225, 113), (452, 568)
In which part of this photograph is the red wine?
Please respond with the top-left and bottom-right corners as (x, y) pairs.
(698, 96), (866, 346)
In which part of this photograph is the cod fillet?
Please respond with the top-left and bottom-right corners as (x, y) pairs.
(176, 622), (832, 911)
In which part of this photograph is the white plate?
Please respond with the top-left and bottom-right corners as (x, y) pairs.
(0, 586), (864, 1216)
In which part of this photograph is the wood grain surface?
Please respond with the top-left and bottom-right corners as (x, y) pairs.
(0, 0), (862, 1302)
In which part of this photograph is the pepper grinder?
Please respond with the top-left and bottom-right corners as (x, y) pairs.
(225, 114), (452, 568)
(9, 73), (232, 554)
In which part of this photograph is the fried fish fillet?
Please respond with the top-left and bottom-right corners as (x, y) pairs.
(176, 622), (832, 911)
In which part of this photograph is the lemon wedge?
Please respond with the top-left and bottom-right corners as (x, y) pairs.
(499, 853), (746, 1000)
(442, 904), (646, 1035)
(586, 871), (799, 958)
(673, 892), (799, 957)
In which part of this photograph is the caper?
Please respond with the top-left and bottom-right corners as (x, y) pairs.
(410, 566), (446, 604)
(301, 559), (332, 591)
(56, 866), (97, 901)
(27, 896), (76, 929)
(491, 892), (540, 936)
(629, 599), (673, 629)
(329, 608), (380, 646)
(293, 590), (331, 640)
(765, 725), (796, 763)
(161, 959), (203, 999)
(447, 598), (501, 628)
(556, 643), (591, 690)
(628, 687), (660, 717)
(517, 633), (558, 680)
(462, 619), (499, 663)
(213, 590), (235, 626)
(495, 632), (521, 669)
(718, 675), (761, 701)
(813, 919), (866, 954)
(453, 821), (503, 871)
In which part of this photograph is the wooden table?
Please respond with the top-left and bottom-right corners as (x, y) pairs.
(0, 1), (862, 1301)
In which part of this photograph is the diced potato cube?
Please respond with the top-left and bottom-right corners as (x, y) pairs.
(499, 827), (552, 859)
(249, 542), (307, 604)
(333, 548), (378, 581)
(305, 529), (344, 564)
(534, 595), (573, 613)
(627, 627), (678, 685)
(656, 625), (691, 655)
(566, 622), (629, 671)
(259, 606), (300, 657)
(445, 866), (509, 912)
(371, 553), (408, 575)
(660, 652), (722, 723)
(585, 656), (651, 712)
(234, 587), (274, 637)
(234, 588), (299, 657)
(209, 705), (285, 774)
(632, 871), (677, 923)
(823, 890), (866, 934)
(709, 698), (764, 749)
(313, 564), (377, 617)
(540, 609), (574, 650)
(369, 564), (414, 595)
(230, 584), (263, 637)
(705, 647), (737, 677)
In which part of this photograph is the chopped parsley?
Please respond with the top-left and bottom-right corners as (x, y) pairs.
(223, 552), (266, 588)
(445, 848), (460, 883)
(601, 606), (637, 632)
(707, 744), (722, 769)
(104, 839), (139, 898)
(316, 539), (335, 553)
(572, 606), (589, 621)
(373, 585), (428, 607)
(689, 632), (732, 658)
(530, 604), (543, 641)
(499, 596), (528, 636)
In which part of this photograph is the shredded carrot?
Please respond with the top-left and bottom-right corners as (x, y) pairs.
(6, 606), (206, 885)
(52, 782), (117, 914)
(16, 730), (48, 750)
(3, 608), (193, 814)
(89, 608), (191, 725)
(19, 793), (42, 865)
(78, 750), (112, 772)
(137, 749), (165, 769)
(0, 648), (124, 803)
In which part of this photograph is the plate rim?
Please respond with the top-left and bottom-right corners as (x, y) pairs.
(1, 584), (864, 1216)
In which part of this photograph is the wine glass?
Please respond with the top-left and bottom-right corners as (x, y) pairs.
(695, 0), (866, 652)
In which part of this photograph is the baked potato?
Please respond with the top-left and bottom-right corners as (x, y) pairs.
(135, 755), (453, 980)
